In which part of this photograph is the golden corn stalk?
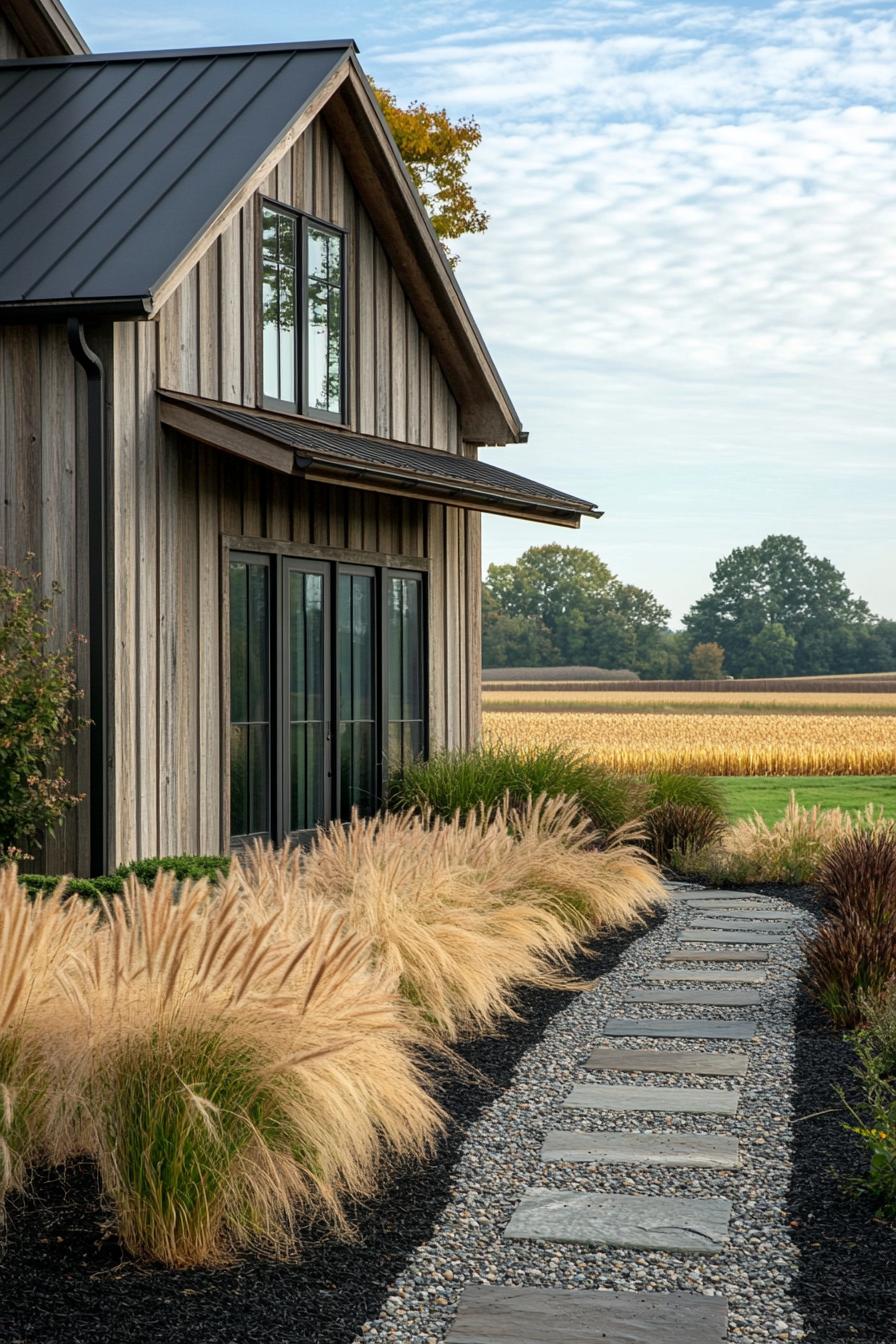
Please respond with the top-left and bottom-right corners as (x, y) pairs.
(483, 711), (896, 776)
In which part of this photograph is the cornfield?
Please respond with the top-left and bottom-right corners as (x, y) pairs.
(483, 711), (896, 776)
(483, 691), (896, 714)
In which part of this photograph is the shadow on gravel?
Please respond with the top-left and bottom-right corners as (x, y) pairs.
(0, 910), (665, 1344)
(788, 971), (896, 1343)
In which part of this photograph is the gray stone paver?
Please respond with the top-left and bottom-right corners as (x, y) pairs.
(679, 929), (783, 944)
(603, 1017), (757, 1040)
(541, 1130), (740, 1169)
(504, 1188), (732, 1253)
(626, 986), (761, 1006)
(692, 912), (800, 923)
(644, 967), (766, 984)
(562, 1082), (739, 1115)
(586, 1046), (749, 1076)
(666, 947), (768, 962)
(445, 1285), (728, 1344)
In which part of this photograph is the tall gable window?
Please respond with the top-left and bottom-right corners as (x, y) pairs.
(261, 203), (345, 423)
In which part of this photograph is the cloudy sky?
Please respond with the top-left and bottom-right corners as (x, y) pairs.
(78, 0), (896, 624)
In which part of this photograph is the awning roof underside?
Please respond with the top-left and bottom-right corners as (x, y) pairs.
(159, 392), (601, 527)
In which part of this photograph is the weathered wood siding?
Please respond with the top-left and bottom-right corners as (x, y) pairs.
(0, 14), (29, 59)
(107, 115), (482, 864)
(0, 322), (92, 873)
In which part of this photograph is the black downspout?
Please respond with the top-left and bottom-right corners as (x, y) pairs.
(67, 319), (107, 877)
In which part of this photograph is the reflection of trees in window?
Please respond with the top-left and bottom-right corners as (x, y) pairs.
(306, 226), (343, 416)
(261, 208), (296, 403)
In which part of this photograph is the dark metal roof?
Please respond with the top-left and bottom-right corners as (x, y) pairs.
(0, 42), (353, 311)
(159, 392), (601, 527)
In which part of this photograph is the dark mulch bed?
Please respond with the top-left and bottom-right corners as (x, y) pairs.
(0, 912), (663, 1344)
(788, 979), (896, 1342)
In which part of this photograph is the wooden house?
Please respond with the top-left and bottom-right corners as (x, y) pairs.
(0, 0), (599, 874)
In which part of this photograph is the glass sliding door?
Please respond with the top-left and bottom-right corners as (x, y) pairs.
(284, 561), (329, 834)
(337, 568), (377, 817)
(387, 573), (425, 769)
(227, 552), (427, 847)
(229, 555), (272, 842)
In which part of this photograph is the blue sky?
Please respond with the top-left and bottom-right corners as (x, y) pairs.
(77, 0), (896, 624)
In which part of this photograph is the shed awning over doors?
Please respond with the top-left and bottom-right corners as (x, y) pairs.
(158, 392), (602, 527)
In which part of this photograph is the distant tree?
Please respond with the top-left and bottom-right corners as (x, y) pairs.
(484, 545), (671, 677)
(684, 535), (877, 677)
(740, 622), (797, 678)
(371, 82), (488, 262)
(481, 587), (557, 668)
(689, 641), (725, 679)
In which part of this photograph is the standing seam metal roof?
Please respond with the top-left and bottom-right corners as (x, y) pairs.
(0, 42), (353, 307)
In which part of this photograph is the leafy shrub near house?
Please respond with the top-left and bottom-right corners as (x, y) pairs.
(0, 563), (87, 860)
(19, 853), (231, 904)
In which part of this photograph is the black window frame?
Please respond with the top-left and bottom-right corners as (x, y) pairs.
(226, 547), (428, 848)
(259, 197), (348, 426)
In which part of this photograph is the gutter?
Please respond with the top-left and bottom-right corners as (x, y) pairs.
(66, 320), (108, 877)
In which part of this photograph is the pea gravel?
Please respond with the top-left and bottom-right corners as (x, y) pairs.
(356, 884), (817, 1344)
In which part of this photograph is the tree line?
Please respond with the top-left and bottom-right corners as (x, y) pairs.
(483, 535), (896, 678)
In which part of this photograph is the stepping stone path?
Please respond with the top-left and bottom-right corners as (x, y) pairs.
(433, 882), (807, 1344)
(603, 1017), (757, 1039)
(644, 967), (766, 984)
(446, 1286), (728, 1344)
(541, 1129), (740, 1169)
(562, 1082), (739, 1115)
(586, 1046), (749, 1076)
(626, 987), (762, 1007)
(505, 1189), (732, 1253)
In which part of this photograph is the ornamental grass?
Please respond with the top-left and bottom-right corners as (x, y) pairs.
(676, 795), (889, 886)
(0, 868), (96, 1212)
(233, 798), (665, 1042)
(234, 808), (582, 1042)
(58, 874), (441, 1267)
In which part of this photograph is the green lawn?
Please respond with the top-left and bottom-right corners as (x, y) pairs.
(717, 775), (896, 823)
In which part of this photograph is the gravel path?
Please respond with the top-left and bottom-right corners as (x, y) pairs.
(356, 885), (817, 1344)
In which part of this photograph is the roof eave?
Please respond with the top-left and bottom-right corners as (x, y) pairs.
(2, 0), (89, 57)
(0, 296), (151, 323)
